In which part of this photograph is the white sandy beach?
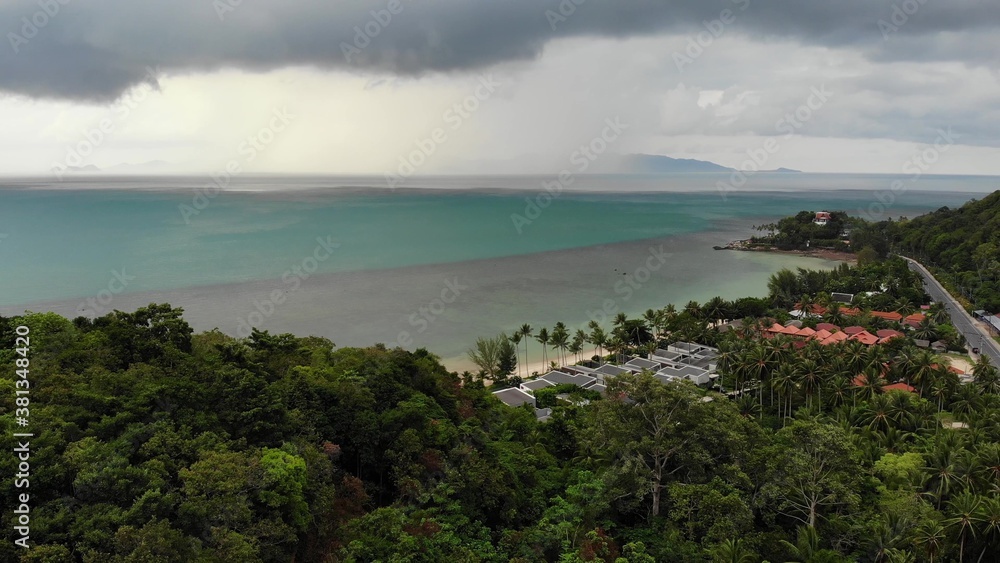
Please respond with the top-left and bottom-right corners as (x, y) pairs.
(444, 346), (604, 377)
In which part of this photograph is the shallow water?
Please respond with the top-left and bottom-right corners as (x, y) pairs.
(0, 174), (986, 368)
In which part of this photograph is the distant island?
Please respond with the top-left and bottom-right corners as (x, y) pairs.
(614, 153), (802, 174)
(57, 160), (177, 175)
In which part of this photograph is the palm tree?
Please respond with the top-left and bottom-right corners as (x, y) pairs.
(885, 391), (917, 430)
(509, 332), (523, 377)
(894, 298), (917, 318)
(864, 514), (910, 562)
(710, 538), (755, 563)
(661, 303), (677, 325)
(735, 394), (761, 418)
(913, 520), (947, 563)
(875, 426), (914, 453)
(535, 327), (550, 368)
(797, 358), (823, 412)
(684, 300), (703, 320)
(573, 329), (588, 362)
(864, 345), (890, 375)
(976, 496), (1000, 563)
(764, 336), (793, 406)
(613, 312), (628, 329)
(844, 340), (868, 375)
(704, 296), (727, 324)
(945, 492), (984, 562)
(568, 338), (583, 364)
(741, 343), (771, 412)
(930, 379), (950, 413)
(884, 549), (917, 563)
(863, 394), (895, 432)
(856, 308), (875, 330)
(913, 318), (939, 341)
(856, 366), (886, 403)
(642, 308), (660, 338)
(826, 375), (852, 411)
(798, 293), (816, 316)
(951, 385), (982, 421)
(768, 268), (799, 308)
(928, 301), (950, 324)
(772, 363), (798, 421)
(975, 443), (1000, 494)
(715, 340), (739, 389)
(779, 526), (842, 561)
(519, 323), (532, 374)
(909, 349), (940, 395)
(607, 332), (627, 365)
(825, 302), (846, 326)
(972, 355), (1000, 395)
(925, 446), (960, 509)
(588, 325), (607, 362)
(551, 322), (569, 365)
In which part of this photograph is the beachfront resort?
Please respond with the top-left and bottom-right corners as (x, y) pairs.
(489, 294), (977, 421)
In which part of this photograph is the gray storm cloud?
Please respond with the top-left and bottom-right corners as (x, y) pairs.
(2, 0), (999, 102)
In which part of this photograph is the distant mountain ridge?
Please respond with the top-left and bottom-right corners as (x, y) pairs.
(613, 153), (801, 174)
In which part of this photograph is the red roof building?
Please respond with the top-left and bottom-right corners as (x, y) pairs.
(850, 331), (879, 346)
(870, 311), (903, 322)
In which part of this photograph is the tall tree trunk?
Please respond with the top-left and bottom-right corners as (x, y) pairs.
(651, 481), (661, 517)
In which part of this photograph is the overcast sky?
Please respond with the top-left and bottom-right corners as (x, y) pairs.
(2, 0), (999, 176)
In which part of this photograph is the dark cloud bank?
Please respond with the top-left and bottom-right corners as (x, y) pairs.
(2, 0), (999, 101)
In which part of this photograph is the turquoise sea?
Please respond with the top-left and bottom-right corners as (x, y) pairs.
(0, 173), (993, 368)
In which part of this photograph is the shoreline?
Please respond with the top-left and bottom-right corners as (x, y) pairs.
(445, 346), (603, 377)
(715, 240), (856, 263)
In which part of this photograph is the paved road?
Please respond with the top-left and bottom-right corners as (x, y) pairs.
(903, 257), (1000, 367)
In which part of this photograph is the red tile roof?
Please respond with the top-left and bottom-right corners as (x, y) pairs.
(843, 326), (866, 335)
(850, 331), (879, 346)
(793, 305), (922, 326)
(876, 329), (904, 338)
(820, 332), (849, 345)
(871, 311), (903, 321)
(883, 382), (917, 393)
